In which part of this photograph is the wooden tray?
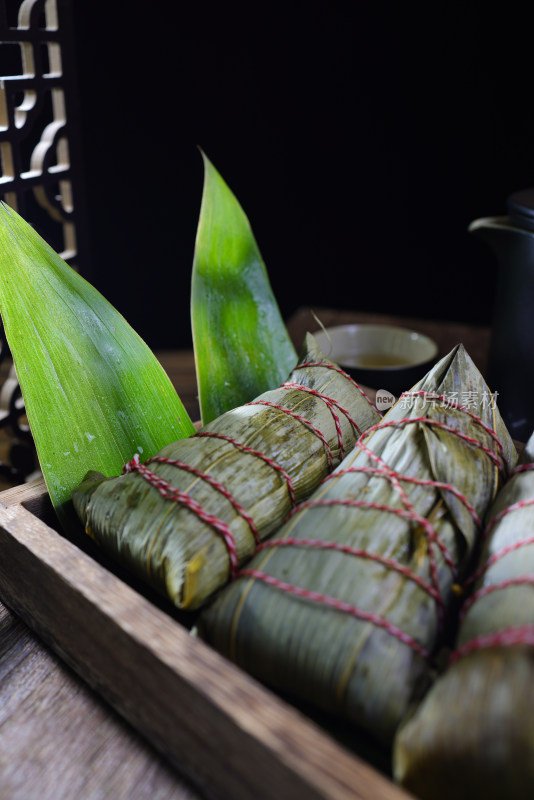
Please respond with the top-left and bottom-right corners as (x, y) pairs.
(0, 479), (413, 800)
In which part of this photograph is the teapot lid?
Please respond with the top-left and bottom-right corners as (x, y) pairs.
(507, 188), (534, 231)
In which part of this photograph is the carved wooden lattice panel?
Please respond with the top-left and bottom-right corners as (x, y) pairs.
(0, 0), (84, 482)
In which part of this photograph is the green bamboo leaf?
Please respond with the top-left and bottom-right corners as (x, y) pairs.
(0, 203), (195, 524)
(191, 152), (297, 424)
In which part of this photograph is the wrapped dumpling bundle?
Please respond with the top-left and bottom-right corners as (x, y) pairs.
(393, 432), (534, 800)
(72, 335), (381, 610)
(198, 345), (516, 744)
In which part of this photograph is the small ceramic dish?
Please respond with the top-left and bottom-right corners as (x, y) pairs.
(313, 323), (439, 396)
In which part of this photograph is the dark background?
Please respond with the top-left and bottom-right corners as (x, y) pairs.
(67, 3), (534, 350)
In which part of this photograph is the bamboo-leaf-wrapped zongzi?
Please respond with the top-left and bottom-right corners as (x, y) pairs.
(393, 431), (534, 800)
(72, 335), (381, 610)
(198, 345), (516, 744)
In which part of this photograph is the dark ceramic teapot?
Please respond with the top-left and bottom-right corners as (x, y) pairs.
(470, 188), (534, 442)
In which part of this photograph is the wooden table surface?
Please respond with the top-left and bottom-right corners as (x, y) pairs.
(0, 308), (492, 800)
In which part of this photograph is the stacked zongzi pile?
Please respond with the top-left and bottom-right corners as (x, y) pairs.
(73, 335), (381, 609)
(198, 345), (516, 744)
(393, 432), (534, 800)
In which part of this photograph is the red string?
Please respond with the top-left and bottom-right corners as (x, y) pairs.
(402, 391), (508, 476)
(247, 356), (379, 468)
(449, 625), (534, 666)
(238, 567), (430, 659)
(359, 416), (506, 476)
(285, 496), (457, 591)
(464, 529), (534, 589)
(146, 455), (261, 544)
(235, 393), (505, 660)
(296, 361), (379, 413)
(123, 454), (240, 577)
(459, 575), (534, 624)
(324, 464), (483, 529)
(510, 462), (534, 476)
(245, 400), (334, 469)
(194, 431), (296, 506)
(281, 381), (357, 460)
(256, 538), (441, 603)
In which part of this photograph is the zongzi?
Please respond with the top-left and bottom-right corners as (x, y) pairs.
(72, 335), (381, 610)
(198, 345), (516, 745)
(393, 431), (534, 800)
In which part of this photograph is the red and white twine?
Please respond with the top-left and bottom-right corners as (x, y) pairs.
(123, 453), (241, 577)
(296, 361), (379, 414)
